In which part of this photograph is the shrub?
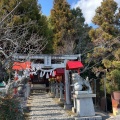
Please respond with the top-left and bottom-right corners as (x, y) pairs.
(0, 95), (25, 120)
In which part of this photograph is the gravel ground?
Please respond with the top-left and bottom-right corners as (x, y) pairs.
(106, 115), (120, 120)
(28, 92), (74, 120)
(27, 91), (120, 120)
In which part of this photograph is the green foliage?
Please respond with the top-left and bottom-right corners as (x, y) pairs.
(105, 69), (120, 93)
(88, 0), (120, 94)
(65, 7), (94, 79)
(50, 0), (75, 53)
(112, 61), (120, 68)
(92, 0), (119, 35)
(0, 0), (51, 53)
(71, 7), (92, 54)
(110, 69), (120, 81)
(50, 1), (92, 55)
(102, 59), (112, 68)
(43, 17), (54, 54)
(0, 96), (25, 120)
(114, 48), (120, 60)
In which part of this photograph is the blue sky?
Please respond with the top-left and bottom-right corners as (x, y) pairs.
(38, 0), (120, 26)
(38, 0), (78, 16)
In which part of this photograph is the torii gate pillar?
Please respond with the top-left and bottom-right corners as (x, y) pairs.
(64, 60), (72, 109)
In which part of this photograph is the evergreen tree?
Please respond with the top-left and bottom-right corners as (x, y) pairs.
(70, 7), (94, 78)
(43, 17), (54, 54)
(0, 0), (51, 53)
(71, 7), (92, 56)
(0, 0), (48, 36)
(50, 0), (75, 54)
(89, 0), (120, 94)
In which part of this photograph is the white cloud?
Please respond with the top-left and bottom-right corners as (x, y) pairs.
(115, 0), (120, 8)
(72, 0), (120, 25)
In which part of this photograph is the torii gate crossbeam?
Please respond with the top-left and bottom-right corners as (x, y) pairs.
(12, 54), (81, 61)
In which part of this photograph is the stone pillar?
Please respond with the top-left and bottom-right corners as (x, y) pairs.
(25, 83), (30, 99)
(72, 97), (76, 113)
(59, 82), (64, 101)
(20, 84), (27, 109)
(52, 83), (56, 97)
(55, 82), (59, 98)
(50, 81), (54, 93)
(49, 81), (56, 98)
(14, 70), (18, 94)
(64, 60), (72, 109)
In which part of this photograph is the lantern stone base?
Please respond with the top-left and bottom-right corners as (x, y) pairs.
(73, 93), (96, 117)
(75, 115), (102, 120)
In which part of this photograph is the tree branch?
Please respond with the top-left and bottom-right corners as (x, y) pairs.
(0, 2), (21, 26)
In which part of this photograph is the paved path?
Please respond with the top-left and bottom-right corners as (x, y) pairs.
(28, 92), (74, 120)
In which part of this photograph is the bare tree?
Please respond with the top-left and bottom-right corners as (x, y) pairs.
(55, 36), (75, 55)
(0, 23), (48, 66)
(0, 1), (48, 81)
(80, 36), (120, 74)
